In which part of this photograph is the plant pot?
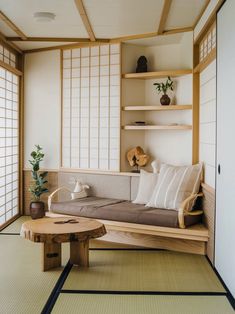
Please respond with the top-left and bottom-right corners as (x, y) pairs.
(30, 201), (45, 219)
(160, 94), (171, 106)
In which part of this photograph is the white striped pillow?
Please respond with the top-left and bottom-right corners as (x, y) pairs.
(146, 163), (203, 211)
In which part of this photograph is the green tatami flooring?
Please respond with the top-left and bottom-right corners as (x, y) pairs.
(0, 216), (234, 314)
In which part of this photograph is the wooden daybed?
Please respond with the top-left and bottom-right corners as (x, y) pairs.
(47, 188), (209, 255)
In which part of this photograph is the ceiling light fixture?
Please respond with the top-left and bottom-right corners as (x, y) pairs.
(33, 12), (55, 22)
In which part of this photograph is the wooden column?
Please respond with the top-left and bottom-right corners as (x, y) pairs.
(42, 243), (61, 271)
(70, 240), (89, 267)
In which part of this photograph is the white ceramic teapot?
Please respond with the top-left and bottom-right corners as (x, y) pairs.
(71, 179), (89, 199)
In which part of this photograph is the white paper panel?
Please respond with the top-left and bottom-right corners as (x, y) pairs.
(62, 44), (120, 171)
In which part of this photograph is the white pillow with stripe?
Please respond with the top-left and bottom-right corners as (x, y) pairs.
(146, 163), (203, 211)
(132, 170), (158, 205)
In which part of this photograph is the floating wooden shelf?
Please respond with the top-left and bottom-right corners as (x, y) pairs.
(122, 105), (192, 111)
(122, 69), (192, 80)
(122, 125), (192, 130)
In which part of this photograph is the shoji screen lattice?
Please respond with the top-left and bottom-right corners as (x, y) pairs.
(62, 44), (120, 171)
(0, 67), (19, 225)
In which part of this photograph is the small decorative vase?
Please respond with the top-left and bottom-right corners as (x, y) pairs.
(160, 94), (171, 106)
(30, 201), (45, 219)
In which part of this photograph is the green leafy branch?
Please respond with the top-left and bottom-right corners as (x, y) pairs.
(29, 145), (49, 201)
(153, 76), (174, 95)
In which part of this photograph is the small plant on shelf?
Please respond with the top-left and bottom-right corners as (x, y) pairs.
(153, 76), (173, 106)
(29, 145), (48, 219)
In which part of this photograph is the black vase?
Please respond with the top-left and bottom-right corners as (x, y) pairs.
(30, 201), (45, 219)
(160, 94), (171, 106)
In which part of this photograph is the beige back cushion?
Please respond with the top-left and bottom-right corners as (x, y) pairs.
(146, 163), (203, 211)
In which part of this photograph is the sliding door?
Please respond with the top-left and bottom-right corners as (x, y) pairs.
(216, 0), (235, 298)
(0, 66), (19, 226)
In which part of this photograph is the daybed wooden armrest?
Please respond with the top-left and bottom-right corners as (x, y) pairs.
(48, 187), (71, 211)
(178, 193), (204, 229)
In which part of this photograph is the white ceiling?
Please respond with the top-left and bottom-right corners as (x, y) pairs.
(0, 0), (208, 51)
(84, 0), (164, 38)
(166, 0), (206, 29)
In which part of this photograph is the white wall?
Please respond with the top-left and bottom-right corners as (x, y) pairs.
(24, 50), (61, 169)
(199, 60), (216, 188)
(121, 33), (193, 171)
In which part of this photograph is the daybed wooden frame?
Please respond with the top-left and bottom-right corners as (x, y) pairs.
(47, 188), (209, 255)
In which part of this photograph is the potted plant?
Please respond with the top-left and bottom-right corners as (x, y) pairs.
(29, 145), (49, 219)
(153, 76), (173, 106)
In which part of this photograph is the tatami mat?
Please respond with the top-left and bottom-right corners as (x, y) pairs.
(64, 250), (225, 292)
(52, 294), (234, 314)
(0, 234), (70, 314)
(0, 216), (31, 234)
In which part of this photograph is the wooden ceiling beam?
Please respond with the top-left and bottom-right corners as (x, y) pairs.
(74, 0), (96, 42)
(193, 0), (210, 29)
(6, 37), (109, 43)
(163, 27), (193, 35)
(157, 0), (172, 35)
(0, 11), (27, 40)
(110, 27), (192, 43)
(0, 30), (22, 54)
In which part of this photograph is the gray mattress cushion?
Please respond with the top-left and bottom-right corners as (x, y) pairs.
(51, 196), (201, 228)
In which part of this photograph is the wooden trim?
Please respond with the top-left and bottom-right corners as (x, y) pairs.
(23, 167), (141, 177)
(0, 59), (22, 76)
(192, 72), (199, 164)
(0, 11), (27, 40)
(194, 47), (216, 73)
(59, 168), (140, 177)
(193, 0), (210, 29)
(123, 125), (192, 130)
(122, 105), (192, 111)
(23, 41), (109, 54)
(23, 168), (59, 173)
(122, 69), (192, 80)
(201, 182), (215, 195)
(60, 50), (63, 169)
(194, 0), (224, 44)
(157, 0), (172, 35)
(110, 27), (193, 43)
(0, 214), (20, 231)
(74, 0), (96, 41)
(162, 27), (193, 35)
(19, 54), (24, 215)
(0, 30), (22, 54)
(6, 37), (109, 43)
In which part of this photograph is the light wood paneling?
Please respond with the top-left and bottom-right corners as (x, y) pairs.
(23, 170), (58, 215)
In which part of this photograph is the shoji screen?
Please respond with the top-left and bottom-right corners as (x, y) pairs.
(62, 44), (120, 171)
(216, 0), (235, 298)
(0, 67), (19, 226)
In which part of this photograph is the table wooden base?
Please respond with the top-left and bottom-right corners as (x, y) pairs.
(42, 243), (61, 271)
(70, 240), (89, 267)
(42, 240), (89, 271)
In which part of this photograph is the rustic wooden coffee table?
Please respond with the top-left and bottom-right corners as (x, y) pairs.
(21, 217), (106, 271)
